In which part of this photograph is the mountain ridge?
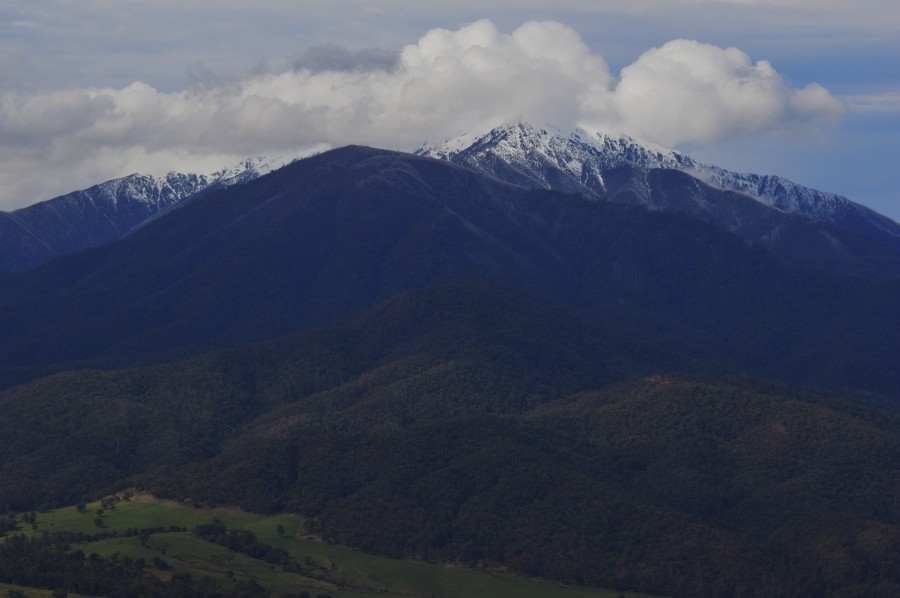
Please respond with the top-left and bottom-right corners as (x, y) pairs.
(3, 283), (899, 597)
(417, 121), (900, 248)
(0, 153), (295, 272)
(3, 143), (900, 597)
(3, 120), (898, 276)
(1, 145), (898, 397)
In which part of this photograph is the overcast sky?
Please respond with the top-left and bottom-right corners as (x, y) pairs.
(1, 1), (898, 220)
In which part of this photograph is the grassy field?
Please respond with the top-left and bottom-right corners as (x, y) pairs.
(0, 582), (92, 598)
(7, 494), (659, 598)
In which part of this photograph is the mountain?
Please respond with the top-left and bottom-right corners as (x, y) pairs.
(2, 143), (900, 597)
(0, 154), (293, 272)
(0, 284), (656, 510)
(1, 146), (898, 397)
(417, 122), (900, 276)
(8, 120), (899, 278)
(2, 284), (899, 597)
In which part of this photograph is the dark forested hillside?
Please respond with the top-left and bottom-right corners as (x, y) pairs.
(0, 147), (898, 396)
(0, 284), (657, 510)
(166, 378), (900, 597)
(2, 146), (900, 597)
(2, 285), (899, 596)
(0, 286), (900, 596)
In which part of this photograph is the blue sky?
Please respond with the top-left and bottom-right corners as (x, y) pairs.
(1, 1), (898, 220)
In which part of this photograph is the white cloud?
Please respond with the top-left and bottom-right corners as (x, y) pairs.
(603, 39), (844, 145)
(0, 19), (844, 211)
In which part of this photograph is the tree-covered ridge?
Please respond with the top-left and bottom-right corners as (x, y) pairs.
(2, 284), (899, 596)
(1, 146), (899, 597)
(150, 377), (900, 597)
(0, 285), (652, 511)
(0, 147), (898, 397)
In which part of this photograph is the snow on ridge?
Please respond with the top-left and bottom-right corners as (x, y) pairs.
(420, 121), (693, 175)
(416, 120), (865, 225)
(202, 151), (299, 184)
(41, 152), (304, 214)
(418, 132), (480, 160)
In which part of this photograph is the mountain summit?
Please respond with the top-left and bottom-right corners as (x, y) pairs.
(417, 121), (900, 251)
(2, 145), (898, 396)
(4, 121), (899, 276)
(3, 142), (900, 597)
(0, 153), (295, 272)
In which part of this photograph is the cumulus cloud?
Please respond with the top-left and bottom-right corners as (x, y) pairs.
(0, 18), (844, 211)
(605, 39), (845, 146)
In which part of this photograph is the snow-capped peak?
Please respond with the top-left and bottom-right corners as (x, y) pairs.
(416, 120), (900, 245)
(419, 121), (695, 179)
(416, 120), (700, 200)
(60, 152), (302, 213)
(202, 152), (299, 187)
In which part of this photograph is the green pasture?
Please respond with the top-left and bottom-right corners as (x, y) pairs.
(8, 494), (657, 598)
(0, 582), (93, 598)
